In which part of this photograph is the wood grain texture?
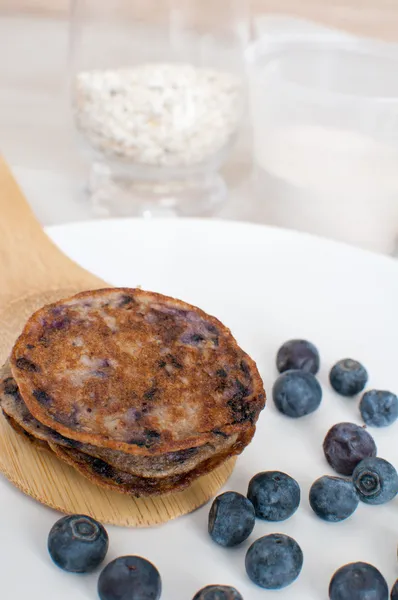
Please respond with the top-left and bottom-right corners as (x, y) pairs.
(0, 155), (236, 526)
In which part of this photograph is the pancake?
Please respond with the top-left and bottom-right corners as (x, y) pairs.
(3, 410), (253, 497)
(2, 410), (48, 451)
(11, 288), (265, 456)
(48, 429), (252, 497)
(0, 362), (239, 478)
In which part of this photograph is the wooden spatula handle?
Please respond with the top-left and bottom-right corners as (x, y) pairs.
(0, 156), (103, 301)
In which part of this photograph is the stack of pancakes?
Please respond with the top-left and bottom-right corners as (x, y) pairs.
(0, 288), (265, 497)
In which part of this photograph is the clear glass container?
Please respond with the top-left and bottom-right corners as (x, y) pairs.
(69, 0), (249, 217)
(247, 37), (398, 254)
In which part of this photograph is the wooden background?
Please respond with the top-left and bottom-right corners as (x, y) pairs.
(1, 0), (398, 42)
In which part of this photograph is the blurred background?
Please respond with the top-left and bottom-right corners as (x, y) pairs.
(1, 0), (398, 253)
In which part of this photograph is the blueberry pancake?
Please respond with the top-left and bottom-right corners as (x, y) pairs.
(11, 288), (265, 456)
(48, 427), (253, 497)
(2, 410), (48, 451)
(3, 406), (254, 497)
(0, 363), (240, 478)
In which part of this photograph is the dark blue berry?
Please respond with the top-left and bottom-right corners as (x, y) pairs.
(330, 359), (368, 397)
(192, 585), (243, 600)
(245, 534), (303, 590)
(323, 422), (377, 476)
(329, 562), (388, 600)
(208, 491), (255, 547)
(98, 556), (161, 600)
(272, 370), (322, 418)
(276, 339), (320, 374)
(247, 471), (300, 521)
(309, 476), (359, 522)
(353, 457), (398, 505)
(47, 514), (108, 573)
(359, 390), (398, 427)
(391, 579), (398, 600)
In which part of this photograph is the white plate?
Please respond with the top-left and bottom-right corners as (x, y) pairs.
(2, 218), (398, 600)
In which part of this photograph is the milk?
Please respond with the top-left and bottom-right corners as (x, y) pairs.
(254, 124), (398, 254)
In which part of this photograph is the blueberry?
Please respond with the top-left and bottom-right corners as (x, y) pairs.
(245, 534), (303, 590)
(192, 585), (243, 600)
(247, 471), (300, 521)
(352, 457), (398, 505)
(329, 562), (388, 600)
(98, 556), (161, 600)
(330, 359), (368, 397)
(391, 580), (398, 600)
(47, 514), (108, 573)
(272, 370), (322, 418)
(276, 339), (320, 374)
(323, 422), (377, 476)
(359, 390), (398, 428)
(309, 476), (359, 522)
(208, 491), (255, 547)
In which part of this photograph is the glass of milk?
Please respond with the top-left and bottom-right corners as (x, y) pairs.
(247, 38), (398, 254)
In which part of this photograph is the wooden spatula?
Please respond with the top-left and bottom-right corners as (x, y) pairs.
(0, 156), (235, 526)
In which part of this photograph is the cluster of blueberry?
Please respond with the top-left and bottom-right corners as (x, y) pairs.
(48, 514), (225, 600)
(274, 340), (398, 426)
(48, 515), (162, 600)
(271, 339), (397, 598)
(207, 464), (397, 597)
(274, 340), (398, 516)
(208, 476), (302, 591)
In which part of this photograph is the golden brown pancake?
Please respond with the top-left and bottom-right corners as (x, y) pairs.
(0, 362), (241, 478)
(11, 288), (265, 456)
